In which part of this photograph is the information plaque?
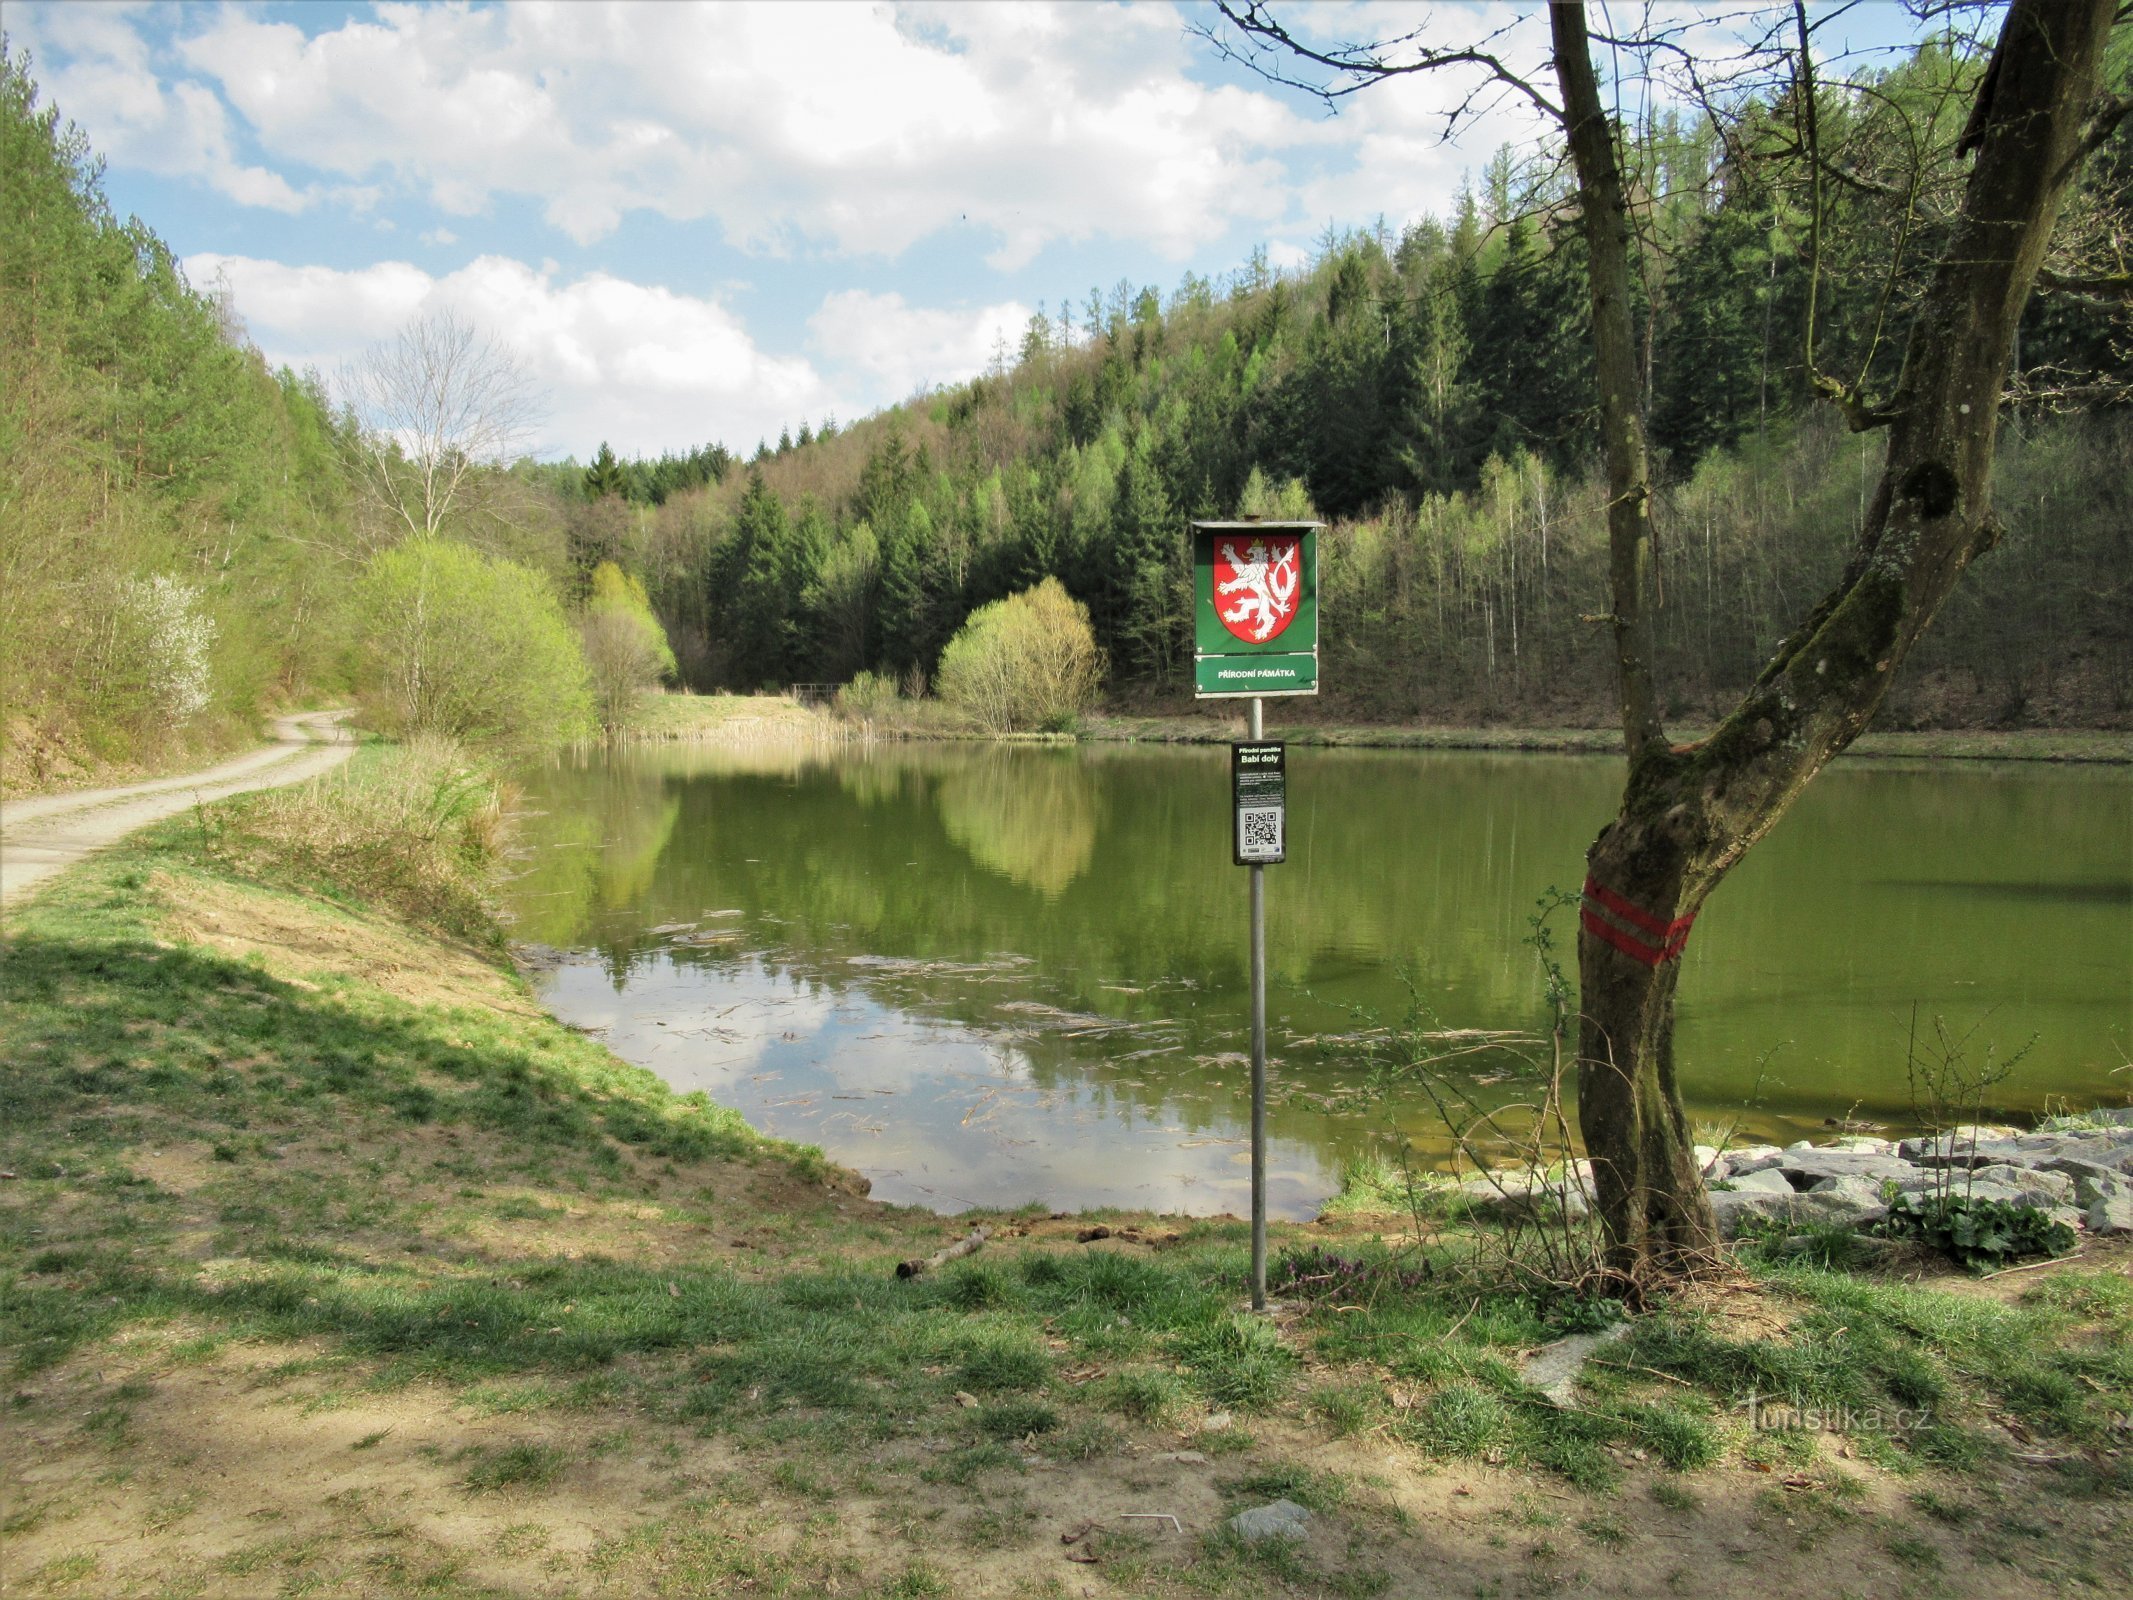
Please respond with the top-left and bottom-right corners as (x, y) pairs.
(1231, 742), (1286, 865)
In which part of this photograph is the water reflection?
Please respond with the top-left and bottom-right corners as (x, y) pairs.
(504, 741), (2133, 1215)
(937, 750), (1101, 898)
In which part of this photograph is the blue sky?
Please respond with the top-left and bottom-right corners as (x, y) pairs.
(9, 2), (1948, 461)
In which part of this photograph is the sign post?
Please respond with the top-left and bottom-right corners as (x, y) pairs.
(1193, 522), (1319, 1311)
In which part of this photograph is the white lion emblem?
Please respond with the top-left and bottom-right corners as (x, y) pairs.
(1217, 538), (1300, 641)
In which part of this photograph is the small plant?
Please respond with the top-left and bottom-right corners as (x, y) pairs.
(1100, 1368), (1185, 1421)
(1876, 1191), (2074, 1270)
(976, 1398), (1059, 1439)
(1268, 1244), (1432, 1304)
(458, 1442), (565, 1493)
(1170, 1314), (1295, 1410)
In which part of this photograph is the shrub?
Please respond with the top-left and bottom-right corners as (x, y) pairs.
(1876, 1191), (2076, 1271)
(935, 578), (1104, 735)
(834, 669), (899, 722)
(354, 539), (593, 754)
(578, 562), (675, 736)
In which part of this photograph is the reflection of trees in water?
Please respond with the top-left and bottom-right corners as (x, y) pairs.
(936, 750), (1100, 898)
(503, 745), (2133, 1129)
(503, 749), (679, 953)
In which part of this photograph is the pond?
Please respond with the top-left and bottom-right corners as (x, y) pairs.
(503, 739), (2132, 1219)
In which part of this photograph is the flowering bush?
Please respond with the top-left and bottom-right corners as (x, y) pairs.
(108, 574), (217, 725)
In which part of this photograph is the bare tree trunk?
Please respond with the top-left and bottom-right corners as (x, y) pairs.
(1553, 0), (2118, 1289)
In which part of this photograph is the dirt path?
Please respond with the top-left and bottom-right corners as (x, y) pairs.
(0, 709), (355, 912)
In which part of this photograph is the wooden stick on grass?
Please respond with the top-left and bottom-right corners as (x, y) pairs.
(897, 1226), (989, 1279)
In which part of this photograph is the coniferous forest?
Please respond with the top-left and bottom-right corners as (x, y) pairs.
(3, 32), (2127, 793)
(624, 33), (2129, 727)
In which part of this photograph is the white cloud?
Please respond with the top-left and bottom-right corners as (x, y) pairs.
(186, 252), (841, 458)
(151, 1), (1308, 258)
(185, 250), (1032, 456)
(807, 291), (1030, 405)
(14, 2), (312, 213)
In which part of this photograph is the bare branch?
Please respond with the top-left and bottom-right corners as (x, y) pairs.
(339, 311), (543, 542)
(2035, 267), (2133, 301)
(1199, 1), (1564, 125)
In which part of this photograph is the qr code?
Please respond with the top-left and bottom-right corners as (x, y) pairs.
(1239, 807), (1283, 857)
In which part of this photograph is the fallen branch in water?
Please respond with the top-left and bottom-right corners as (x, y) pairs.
(897, 1226), (989, 1279)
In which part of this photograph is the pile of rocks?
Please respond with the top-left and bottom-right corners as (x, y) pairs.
(1705, 1113), (2133, 1240)
(1454, 1109), (2133, 1240)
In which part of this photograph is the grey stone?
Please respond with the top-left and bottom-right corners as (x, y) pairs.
(1709, 1189), (1791, 1238)
(2035, 1158), (2130, 1207)
(1709, 1186), (1885, 1240)
(1807, 1176), (1891, 1205)
(1726, 1168), (1796, 1195)
(1229, 1499), (1311, 1543)
(1723, 1145), (1785, 1175)
(1898, 1127), (2023, 1162)
(2086, 1192), (2133, 1235)
(1961, 1180), (2078, 1218)
(1828, 1137), (1895, 1156)
(1778, 1149), (1915, 1186)
(2042, 1135), (2133, 1175)
(2087, 1107), (2133, 1128)
(1520, 1324), (1630, 1408)
(1967, 1165), (2074, 1204)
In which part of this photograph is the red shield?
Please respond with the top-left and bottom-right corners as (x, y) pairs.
(1212, 533), (1302, 644)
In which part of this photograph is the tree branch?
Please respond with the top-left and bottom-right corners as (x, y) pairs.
(1550, 2), (1667, 762)
(2035, 267), (2133, 301)
(1202, 1), (1563, 124)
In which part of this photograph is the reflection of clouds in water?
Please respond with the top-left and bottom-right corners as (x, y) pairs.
(537, 951), (1336, 1217)
(935, 752), (1100, 899)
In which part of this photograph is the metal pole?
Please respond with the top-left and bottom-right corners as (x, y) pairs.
(1248, 695), (1267, 1311)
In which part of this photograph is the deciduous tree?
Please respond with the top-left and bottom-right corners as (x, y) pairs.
(341, 310), (540, 543)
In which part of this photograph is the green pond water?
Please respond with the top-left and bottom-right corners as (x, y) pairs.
(504, 740), (2132, 1218)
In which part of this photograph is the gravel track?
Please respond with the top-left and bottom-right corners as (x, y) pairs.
(0, 710), (355, 911)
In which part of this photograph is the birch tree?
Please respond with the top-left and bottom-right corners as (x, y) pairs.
(341, 310), (541, 543)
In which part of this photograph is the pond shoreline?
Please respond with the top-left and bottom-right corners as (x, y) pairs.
(625, 692), (2130, 763)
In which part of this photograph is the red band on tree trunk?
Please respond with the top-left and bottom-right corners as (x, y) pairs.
(1581, 877), (1696, 966)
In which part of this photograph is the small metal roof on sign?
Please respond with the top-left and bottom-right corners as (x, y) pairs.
(1189, 520), (1325, 529)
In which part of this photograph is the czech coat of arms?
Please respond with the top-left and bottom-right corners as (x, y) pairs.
(1213, 534), (1302, 643)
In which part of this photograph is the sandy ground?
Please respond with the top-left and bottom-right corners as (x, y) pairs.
(0, 710), (354, 912)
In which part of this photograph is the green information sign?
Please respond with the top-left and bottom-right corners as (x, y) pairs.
(1192, 521), (1320, 699)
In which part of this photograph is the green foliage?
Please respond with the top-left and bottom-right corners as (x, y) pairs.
(614, 28), (2125, 727)
(1876, 1191), (2077, 1271)
(354, 539), (594, 755)
(935, 578), (1105, 734)
(583, 442), (628, 501)
(580, 561), (675, 735)
(832, 669), (898, 722)
(1, 47), (366, 776)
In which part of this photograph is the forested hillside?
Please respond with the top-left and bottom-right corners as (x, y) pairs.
(0, 49), (358, 785)
(4, 29), (2126, 792)
(623, 35), (2128, 727)
(0, 50), (635, 789)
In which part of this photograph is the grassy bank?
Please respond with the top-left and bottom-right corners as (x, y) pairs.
(623, 692), (2129, 765)
(3, 754), (2129, 1596)
(1085, 713), (2133, 765)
